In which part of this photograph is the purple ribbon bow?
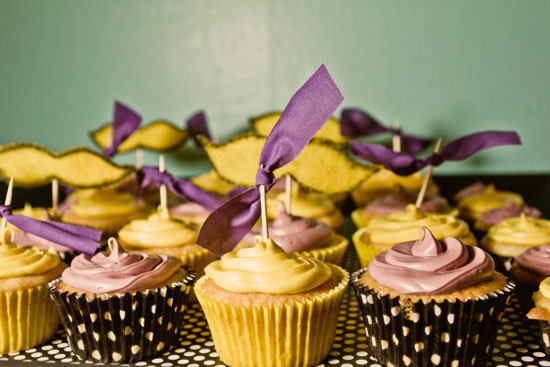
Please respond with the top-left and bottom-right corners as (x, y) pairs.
(340, 108), (432, 153)
(196, 65), (344, 257)
(350, 130), (521, 176)
(137, 167), (222, 211)
(0, 205), (101, 255)
(186, 111), (212, 151)
(103, 101), (142, 157)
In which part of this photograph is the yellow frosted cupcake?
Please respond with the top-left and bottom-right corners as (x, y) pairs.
(195, 236), (349, 367)
(351, 168), (439, 207)
(0, 229), (67, 353)
(457, 184), (524, 222)
(267, 189), (343, 231)
(61, 188), (152, 236)
(352, 204), (477, 268)
(118, 206), (217, 279)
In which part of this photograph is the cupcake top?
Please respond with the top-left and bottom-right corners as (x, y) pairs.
(364, 187), (452, 216)
(527, 277), (550, 320)
(11, 203), (72, 253)
(484, 214), (550, 247)
(515, 245), (550, 277)
(245, 208), (334, 252)
(67, 188), (148, 218)
(273, 191), (337, 219)
(369, 227), (494, 295)
(205, 236), (332, 294)
(457, 185), (524, 215)
(118, 206), (197, 248)
(0, 229), (60, 278)
(360, 169), (427, 192)
(169, 201), (209, 217)
(62, 238), (180, 293)
(480, 201), (541, 227)
(453, 181), (487, 201)
(366, 204), (471, 244)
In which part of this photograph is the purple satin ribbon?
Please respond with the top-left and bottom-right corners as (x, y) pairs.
(196, 64), (344, 257)
(186, 111), (212, 151)
(104, 101), (142, 157)
(0, 205), (101, 255)
(350, 130), (521, 176)
(340, 108), (432, 153)
(137, 167), (222, 211)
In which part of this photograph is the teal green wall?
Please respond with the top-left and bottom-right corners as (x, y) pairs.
(1, 0), (549, 176)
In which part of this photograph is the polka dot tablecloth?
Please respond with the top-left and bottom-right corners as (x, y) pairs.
(1, 247), (548, 367)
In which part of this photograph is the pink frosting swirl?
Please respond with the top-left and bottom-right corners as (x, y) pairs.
(244, 209), (333, 252)
(454, 181), (486, 201)
(481, 201), (541, 227)
(365, 188), (450, 215)
(516, 244), (550, 276)
(369, 227), (494, 295)
(62, 238), (181, 293)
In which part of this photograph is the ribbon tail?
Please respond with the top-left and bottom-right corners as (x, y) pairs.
(350, 141), (427, 176)
(439, 131), (522, 161)
(186, 111), (211, 150)
(340, 108), (388, 137)
(401, 135), (433, 154)
(170, 178), (222, 211)
(196, 188), (260, 257)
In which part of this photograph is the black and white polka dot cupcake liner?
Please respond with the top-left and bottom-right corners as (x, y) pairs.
(536, 320), (550, 356)
(490, 254), (514, 274)
(352, 268), (515, 367)
(48, 267), (196, 364)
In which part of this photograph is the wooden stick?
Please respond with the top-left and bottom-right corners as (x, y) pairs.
(211, 132), (219, 144)
(285, 175), (292, 215)
(392, 119), (401, 153)
(136, 148), (144, 169)
(159, 155), (168, 210)
(259, 164), (269, 241)
(51, 179), (59, 214)
(1, 177), (13, 230)
(415, 138), (443, 208)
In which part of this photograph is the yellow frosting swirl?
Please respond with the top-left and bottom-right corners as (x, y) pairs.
(362, 169), (427, 191)
(484, 214), (550, 246)
(367, 204), (470, 244)
(457, 185), (523, 214)
(14, 203), (50, 220)
(118, 206), (197, 248)
(70, 188), (147, 218)
(205, 236), (332, 294)
(0, 229), (60, 278)
(540, 277), (550, 298)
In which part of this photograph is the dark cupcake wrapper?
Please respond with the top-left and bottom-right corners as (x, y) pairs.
(48, 267), (196, 364)
(489, 253), (513, 274)
(537, 320), (550, 355)
(511, 279), (538, 315)
(352, 268), (514, 367)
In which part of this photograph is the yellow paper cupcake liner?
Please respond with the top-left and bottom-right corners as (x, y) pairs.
(0, 283), (59, 354)
(297, 234), (349, 265)
(352, 227), (383, 268)
(195, 268), (349, 367)
(350, 209), (373, 229)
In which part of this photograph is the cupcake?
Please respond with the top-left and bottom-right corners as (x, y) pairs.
(474, 200), (541, 232)
(352, 204), (477, 268)
(351, 187), (458, 229)
(351, 168), (439, 207)
(189, 169), (236, 198)
(453, 181), (487, 202)
(241, 207), (349, 265)
(457, 184), (524, 222)
(118, 206), (217, 279)
(352, 227), (514, 367)
(267, 189), (344, 231)
(481, 214), (550, 272)
(526, 278), (550, 355)
(0, 229), (66, 353)
(195, 236), (349, 367)
(61, 188), (152, 237)
(48, 238), (195, 363)
(168, 199), (210, 230)
(510, 245), (550, 312)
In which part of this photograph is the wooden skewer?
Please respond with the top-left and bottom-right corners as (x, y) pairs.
(136, 148), (144, 169)
(259, 164), (269, 241)
(159, 155), (168, 211)
(1, 177), (14, 230)
(285, 175), (292, 215)
(51, 179), (59, 214)
(392, 119), (401, 153)
(415, 138), (443, 208)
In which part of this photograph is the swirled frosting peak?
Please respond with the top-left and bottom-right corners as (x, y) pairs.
(481, 201), (541, 227)
(486, 214), (550, 247)
(366, 204), (470, 245)
(205, 236), (332, 294)
(369, 227), (494, 295)
(62, 238), (180, 293)
(0, 229), (60, 278)
(515, 244), (550, 276)
(118, 206), (197, 248)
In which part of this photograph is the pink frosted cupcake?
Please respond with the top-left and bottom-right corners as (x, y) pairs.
(474, 201), (541, 232)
